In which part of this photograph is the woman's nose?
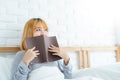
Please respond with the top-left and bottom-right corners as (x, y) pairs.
(41, 30), (45, 35)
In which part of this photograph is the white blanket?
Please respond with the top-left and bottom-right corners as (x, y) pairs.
(0, 56), (117, 80)
(28, 66), (64, 80)
(73, 63), (120, 80)
(28, 66), (103, 80)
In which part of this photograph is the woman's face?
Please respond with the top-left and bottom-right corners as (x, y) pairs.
(33, 22), (48, 37)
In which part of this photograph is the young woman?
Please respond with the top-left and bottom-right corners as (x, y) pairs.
(12, 18), (72, 80)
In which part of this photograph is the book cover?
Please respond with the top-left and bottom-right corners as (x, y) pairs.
(26, 35), (61, 63)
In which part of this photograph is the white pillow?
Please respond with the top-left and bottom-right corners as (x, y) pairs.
(0, 57), (13, 80)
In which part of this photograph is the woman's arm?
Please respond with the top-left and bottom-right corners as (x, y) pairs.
(12, 51), (31, 80)
(12, 47), (40, 80)
(48, 45), (72, 79)
(12, 61), (30, 80)
(57, 59), (72, 79)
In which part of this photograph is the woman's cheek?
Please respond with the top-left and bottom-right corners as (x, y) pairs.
(33, 32), (41, 36)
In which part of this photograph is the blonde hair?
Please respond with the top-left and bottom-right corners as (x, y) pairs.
(20, 18), (48, 50)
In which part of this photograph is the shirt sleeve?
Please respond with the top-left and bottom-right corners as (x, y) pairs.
(12, 51), (31, 80)
(57, 59), (72, 79)
(13, 61), (30, 80)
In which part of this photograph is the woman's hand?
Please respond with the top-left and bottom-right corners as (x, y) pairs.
(22, 47), (40, 66)
(48, 45), (70, 65)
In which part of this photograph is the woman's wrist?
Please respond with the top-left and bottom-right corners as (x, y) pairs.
(63, 56), (70, 65)
(22, 59), (29, 67)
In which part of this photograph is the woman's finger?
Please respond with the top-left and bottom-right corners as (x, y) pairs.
(34, 50), (39, 53)
(49, 46), (59, 50)
(31, 46), (36, 51)
(51, 45), (56, 47)
(36, 53), (40, 55)
(51, 45), (58, 49)
(48, 49), (58, 53)
(49, 46), (56, 50)
(34, 53), (40, 57)
(52, 53), (58, 55)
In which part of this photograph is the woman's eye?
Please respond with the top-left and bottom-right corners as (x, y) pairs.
(36, 29), (41, 31)
(44, 29), (47, 31)
(35, 28), (47, 32)
(45, 29), (47, 31)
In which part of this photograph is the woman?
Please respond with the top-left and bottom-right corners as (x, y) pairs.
(12, 18), (72, 80)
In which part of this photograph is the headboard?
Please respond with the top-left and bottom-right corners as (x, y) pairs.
(0, 46), (120, 69)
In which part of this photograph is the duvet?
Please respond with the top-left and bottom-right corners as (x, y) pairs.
(0, 56), (118, 80)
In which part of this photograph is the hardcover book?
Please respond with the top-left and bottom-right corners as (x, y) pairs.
(26, 35), (61, 63)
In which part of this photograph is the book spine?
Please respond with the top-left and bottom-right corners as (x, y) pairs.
(43, 36), (49, 62)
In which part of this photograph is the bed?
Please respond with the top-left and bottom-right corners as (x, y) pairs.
(0, 46), (120, 80)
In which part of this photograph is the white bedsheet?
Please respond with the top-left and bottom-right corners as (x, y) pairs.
(73, 62), (120, 80)
(28, 66), (103, 80)
(0, 56), (119, 80)
(28, 66), (64, 80)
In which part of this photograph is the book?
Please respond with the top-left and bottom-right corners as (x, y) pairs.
(26, 35), (61, 63)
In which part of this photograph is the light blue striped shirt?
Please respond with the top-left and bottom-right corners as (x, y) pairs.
(11, 51), (72, 80)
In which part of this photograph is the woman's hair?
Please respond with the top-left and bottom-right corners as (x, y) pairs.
(20, 18), (48, 50)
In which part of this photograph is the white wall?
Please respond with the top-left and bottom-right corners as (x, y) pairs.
(0, 0), (120, 69)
